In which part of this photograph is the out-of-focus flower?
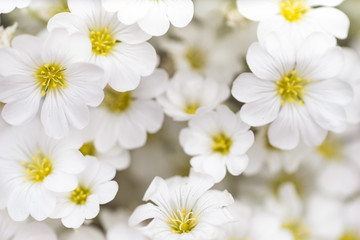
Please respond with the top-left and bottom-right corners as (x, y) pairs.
(13, 222), (57, 240)
(0, 120), (86, 221)
(0, 23), (17, 48)
(232, 33), (353, 150)
(338, 48), (360, 125)
(59, 226), (105, 240)
(180, 105), (254, 182)
(160, 23), (243, 84)
(157, 71), (229, 121)
(0, 28), (104, 139)
(48, 0), (156, 92)
(129, 172), (234, 240)
(216, 202), (292, 240)
(0, 0), (32, 14)
(102, 0), (194, 36)
(51, 156), (118, 228)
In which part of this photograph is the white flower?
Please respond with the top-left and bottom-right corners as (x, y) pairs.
(51, 156), (118, 228)
(102, 0), (194, 36)
(157, 71), (229, 121)
(129, 172), (234, 240)
(314, 133), (360, 199)
(179, 105), (254, 182)
(237, 0), (350, 44)
(0, 23), (17, 48)
(232, 32), (353, 150)
(90, 69), (167, 152)
(0, 120), (86, 221)
(0, 0), (32, 14)
(0, 28), (104, 139)
(48, 0), (157, 92)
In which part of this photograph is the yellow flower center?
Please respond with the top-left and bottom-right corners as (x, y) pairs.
(89, 28), (118, 56)
(183, 102), (200, 115)
(101, 86), (132, 113)
(280, 0), (310, 22)
(276, 70), (310, 105)
(21, 150), (53, 182)
(168, 208), (197, 234)
(79, 141), (97, 156)
(282, 221), (310, 240)
(185, 46), (207, 70)
(212, 133), (232, 155)
(317, 136), (343, 161)
(34, 63), (67, 96)
(70, 185), (91, 205)
(339, 232), (360, 240)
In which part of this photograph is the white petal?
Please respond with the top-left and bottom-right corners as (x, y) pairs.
(117, 114), (147, 149)
(92, 181), (118, 204)
(28, 186), (56, 221)
(232, 73), (276, 103)
(2, 93), (40, 126)
(306, 8), (349, 39)
(165, 0), (194, 27)
(247, 42), (283, 81)
(226, 154), (249, 176)
(102, 0), (151, 25)
(230, 131), (254, 155)
(240, 95), (280, 127)
(7, 186), (30, 221)
(132, 69), (168, 99)
(307, 0), (344, 7)
(41, 91), (69, 139)
(44, 173), (78, 192)
(128, 100), (164, 133)
(84, 195), (100, 219)
(128, 203), (162, 226)
(62, 207), (85, 229)
(47, 12), (88, 34)
(138, 1), (170, 36)
(268, 104), (299, 150)
(236, 0), (279, 21)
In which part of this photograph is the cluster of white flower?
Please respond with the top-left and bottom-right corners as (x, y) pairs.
(0, 0), (360, 239)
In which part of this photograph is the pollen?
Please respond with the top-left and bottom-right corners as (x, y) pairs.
(21, 150), (53, 182)
(282, 221), (310, 240)
(280, 0), (310, 22)
(212, 133), (232, 155)
(339, 232), (360, 240)
(276, 69), (309, 105)
(185, 46), (207, 70)
(34, 63), (67, 96)
(101, 86), (132, 113)
(79, 141), (97, 156)
(168, 208), (197, 234)
(89, 28), (117, 56)
(70, 185), (91, 205)
(184, 102), (200, 115)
